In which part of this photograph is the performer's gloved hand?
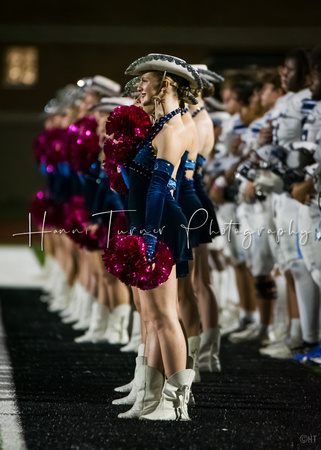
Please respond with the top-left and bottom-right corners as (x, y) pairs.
(144, 158), (175, 263)
(193, 154), (206, 193)
(193, 171), (203, 191)
(143, 233), (158, 263)
(174, 151), (188, 201)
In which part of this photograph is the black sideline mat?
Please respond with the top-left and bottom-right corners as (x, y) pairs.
(1, 288), (321, 449)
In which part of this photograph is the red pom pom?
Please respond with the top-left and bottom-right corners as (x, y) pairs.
(33, 128), (69, 168)
(104, 105), (151, 166)
(68, 117), (100, 173)
(102, 235), (173, 290)
(110, 211), (127, 238)
(63, 196), (91, 248)
(64, 195), (89, 229)
(106, 105), (150, 141)
(104, 138), (136, 167)
(87, 224), (109, 251)
(30, 193), (64, 228)
(63, 196), (110, 251)
(104, 160), (128, 195)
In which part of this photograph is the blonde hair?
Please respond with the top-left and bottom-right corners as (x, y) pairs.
(151, 71), (190, 98)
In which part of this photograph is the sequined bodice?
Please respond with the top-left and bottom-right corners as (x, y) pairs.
(133, 141), (156, 172)
(130, 108), (181, 176)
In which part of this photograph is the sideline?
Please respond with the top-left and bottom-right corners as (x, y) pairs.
(0, 303), (27, 450)
(0, 246), (44, 288)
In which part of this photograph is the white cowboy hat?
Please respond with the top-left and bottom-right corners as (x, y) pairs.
(122, 77), (141, 98)
(125, 54), (203, 90)
(192, 64), (224, 84)
(89, 97), (134, 112)
(78, 75), (121, 97)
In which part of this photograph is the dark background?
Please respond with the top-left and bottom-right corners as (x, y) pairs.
(1, 0), (321, 242)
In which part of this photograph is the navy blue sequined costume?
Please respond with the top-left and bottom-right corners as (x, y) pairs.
(81, 160), (102, 214)
(177, 159), (207, 249)
(128, 112), (193, 278)
(43, 162), (82, 205)
(194, 154), (220, 243)
(91, 168), (124, 227)
(80, 158), (125, 233)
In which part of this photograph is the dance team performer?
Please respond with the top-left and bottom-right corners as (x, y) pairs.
(111, 54), (202, 421)
(188, 66), (222, 373)
(177, 103), (203, 382)
(66, 76), (129, 336)
(176, 65), (223, 381)
(75, 96), (133, 344)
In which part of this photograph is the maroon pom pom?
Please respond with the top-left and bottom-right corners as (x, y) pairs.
(63, 196), (89, 228)
(87, 224), (108, 251)
(30, 192), (64, 229)
(84, 210), (127, 251)
(104, 160), (128, 195)
(63, 196), (91, 248)
(104, 138), (136, 167)
(63, 196), (110, 251)
(104, 105), (151, 167)
(105, 105), (150, 141)
(110, 211), (127, 238)
(102, 235), (173, 290)
(33, 128), (69, 168)
(68, 117), (100, 173)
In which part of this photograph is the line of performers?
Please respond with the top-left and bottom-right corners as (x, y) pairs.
(33, 54), (223, 421)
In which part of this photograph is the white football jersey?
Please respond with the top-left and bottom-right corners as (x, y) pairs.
(302, 101), (321, 143)
(273, 89), (312, 149)
(241, 115), (267, 155)
(300, 101), (321, 202)
(240, 94), (287, 154)
(214, 112), (240, 159)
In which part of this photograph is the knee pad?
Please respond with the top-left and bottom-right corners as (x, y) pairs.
(289, 259), (306, 280)
(255, 276), (277, 300)
(311, 269), (321, 290)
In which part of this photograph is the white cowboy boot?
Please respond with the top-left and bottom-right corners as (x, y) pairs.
(140, 369), (195, 421)
(112, 355), (147, 405)
(40, 260), (64, 302)
(118, 366), (163, 419)
(114, 344), (145, 393)
(120, 311), (141, 353)
(186, 356), (196, 407)
(62, 284), (86, 324)
(114, 379), (134, 394)
(61, 295), (82, 324)
(48, 274), (73, 313)
(41, 258), (61, 294)
(60, 282), (81, 318)
(199, 327), (221, 372)
(72, 290), (94, 330)
(36, 254), (55, 283)
(188, 336), (201, 383)
(104, 304), (131, 345)
(74, 302), (110, 343)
